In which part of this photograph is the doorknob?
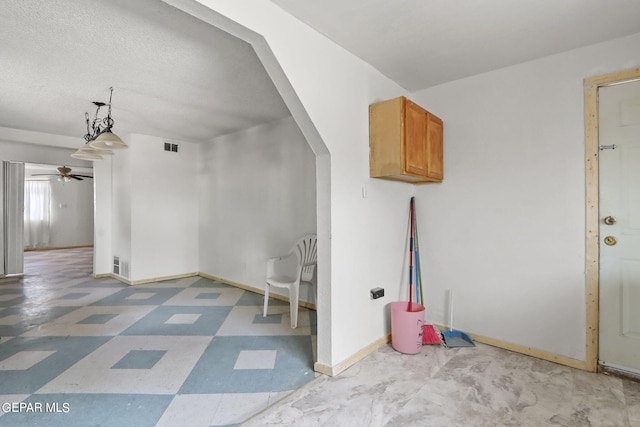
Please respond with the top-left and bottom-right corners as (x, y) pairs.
(603, 216), (617, 225)
(604, 236), (617, 246)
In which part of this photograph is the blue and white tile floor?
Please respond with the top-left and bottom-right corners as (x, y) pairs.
(0, 248), (317, 426)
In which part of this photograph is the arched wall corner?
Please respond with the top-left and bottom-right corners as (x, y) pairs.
(162, 0), (333, 369)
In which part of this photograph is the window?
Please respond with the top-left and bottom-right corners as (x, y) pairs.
(24, 180), (51, 248)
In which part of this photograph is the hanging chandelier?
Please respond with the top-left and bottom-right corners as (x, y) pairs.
(71, 86), (127, 161)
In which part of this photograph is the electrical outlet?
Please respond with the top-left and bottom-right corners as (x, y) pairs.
(370, 287), (384, 299)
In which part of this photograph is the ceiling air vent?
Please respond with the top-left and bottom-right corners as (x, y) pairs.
(164, 142), (179, 153)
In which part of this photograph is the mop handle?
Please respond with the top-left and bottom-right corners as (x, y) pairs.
(449, 290), (454, 331)
(408, 197), (415, 310)
(414, 206), (423, 305)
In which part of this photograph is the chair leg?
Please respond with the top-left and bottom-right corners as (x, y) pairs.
(289, 284), (299, 328)
(263, 283), (270, 317)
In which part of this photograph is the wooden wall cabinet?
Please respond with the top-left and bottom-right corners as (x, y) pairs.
(369, 96), (443, 184)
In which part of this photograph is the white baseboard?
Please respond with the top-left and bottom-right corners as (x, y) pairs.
(314, 334), (391, 377)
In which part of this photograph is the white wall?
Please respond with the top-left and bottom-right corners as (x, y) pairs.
(0, 138), (90, 169)
(48, 178), (94, 247)
(177, 0), (413, 368)
(0, 126), (85, 150)
(107, 134), (200, 282)
(411, 32), (640, 361)
(110, 139), (133, 279)
(199, 116), (317, 301)
(128, 134), (199, 281)
(93, 156), (112, 276)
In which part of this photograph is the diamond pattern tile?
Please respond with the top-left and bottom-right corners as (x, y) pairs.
(0, 248), (317, 426)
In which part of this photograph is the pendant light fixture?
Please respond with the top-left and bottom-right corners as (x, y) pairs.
(86, 87), (127, 149)
(71, 86), (127, 161)
(71, 147), (114, 161)
(70, 151), (103, 161)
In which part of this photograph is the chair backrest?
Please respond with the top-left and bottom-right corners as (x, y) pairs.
(293, 234), (318, 282)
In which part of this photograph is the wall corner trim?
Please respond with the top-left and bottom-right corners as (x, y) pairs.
(199, 273), (317, 310)
(107, 272), (199, 286)
(441, 326), (587, 371)
(314, 333), (392, 377)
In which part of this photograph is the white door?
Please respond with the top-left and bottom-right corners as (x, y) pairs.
(2, 161), (25, 275)
(598, 79), (640, 374)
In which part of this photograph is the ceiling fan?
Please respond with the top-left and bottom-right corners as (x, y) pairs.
(32, 166), (94, 182)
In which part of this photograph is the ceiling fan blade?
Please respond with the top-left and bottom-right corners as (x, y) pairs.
(31, 174), (58, 177)
(70, 175), (84, 181)
(72, 174), (94, 179)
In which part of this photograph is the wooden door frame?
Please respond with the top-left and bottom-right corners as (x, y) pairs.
(584, 67), (640, 372)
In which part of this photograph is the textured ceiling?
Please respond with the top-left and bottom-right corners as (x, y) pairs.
(4, 1), (640, 149)
(269, 0), (640, 91)
(0, 0), (290, 145)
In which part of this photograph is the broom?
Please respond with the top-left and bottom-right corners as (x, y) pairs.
(412, 198), (442, 345)
(407, 197), (415, 312)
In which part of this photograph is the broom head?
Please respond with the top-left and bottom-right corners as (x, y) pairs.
(422, 324), (443, 345)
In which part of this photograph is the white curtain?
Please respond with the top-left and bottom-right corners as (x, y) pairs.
(3, 161), (25, 275)
(24, 180), (51, 249)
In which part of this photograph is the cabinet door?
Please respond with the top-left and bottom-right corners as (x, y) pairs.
(404, 100), (428, 176)
(426, 113), (443, 180)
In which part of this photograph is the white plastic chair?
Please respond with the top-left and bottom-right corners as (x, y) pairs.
(263, 234), (318, 328)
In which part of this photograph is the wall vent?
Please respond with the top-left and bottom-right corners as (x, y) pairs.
(164, 142), (179, 153)
(113, 256), (120, 275)
(121, 261), (130, 278)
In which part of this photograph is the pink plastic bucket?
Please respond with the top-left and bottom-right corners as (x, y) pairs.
(391, 301), (425, 354)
